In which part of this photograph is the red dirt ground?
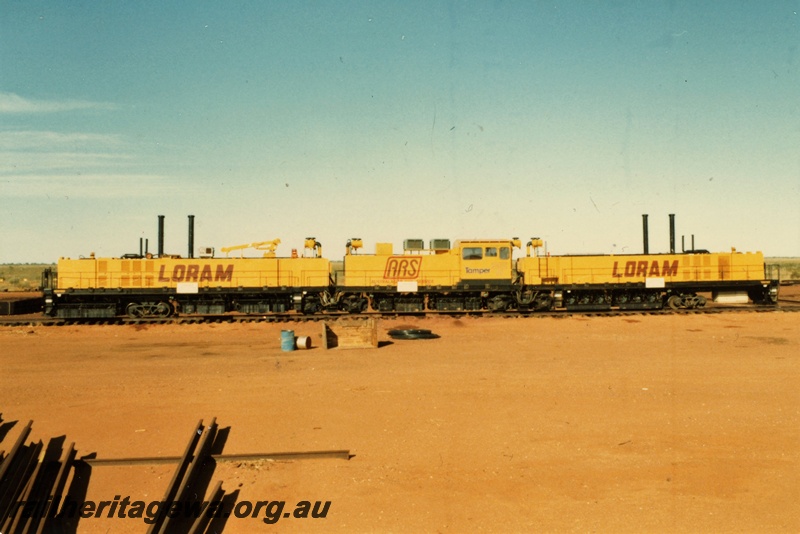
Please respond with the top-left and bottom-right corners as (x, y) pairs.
(2, 303), (799, 532)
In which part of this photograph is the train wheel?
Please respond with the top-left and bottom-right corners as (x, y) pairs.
(154, 301), (172, 317)
(488, 295), (512, 312)
(302, 297), (322, 315)
(534, 294), (553, 311)
(340, 295), (367, 314)
(126, 301), (172, 318)
(126, 302), (144, 318)
(372, 297), (394, 312)
(667, 295), (683, 310)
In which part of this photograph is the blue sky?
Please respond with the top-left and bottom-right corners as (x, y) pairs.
(2, 1), (798, 262)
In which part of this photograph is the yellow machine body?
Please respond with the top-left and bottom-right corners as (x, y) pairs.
(340, 240), (515, 289)
(516, 250), (768, 286)
(56, 256), (330, 291)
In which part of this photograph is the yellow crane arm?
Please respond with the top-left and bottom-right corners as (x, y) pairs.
(220, 239), (281, 257)
(251, 239), (281, 257)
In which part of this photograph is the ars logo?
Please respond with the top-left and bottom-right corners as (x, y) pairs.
(383, 257), (421, 279)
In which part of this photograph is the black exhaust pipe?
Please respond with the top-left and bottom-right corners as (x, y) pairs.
(642, 214), (649, 254)
(669, 213), (675, 254)
(682, 233), (698, 253)
(188, 215), (195, 259)
(158, 215), (165, 257)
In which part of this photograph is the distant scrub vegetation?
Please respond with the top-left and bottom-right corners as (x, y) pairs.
(0, 264), (53, 292)
(768, 258), (800, 281)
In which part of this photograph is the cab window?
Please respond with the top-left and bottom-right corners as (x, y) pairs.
(500, 247), (510, 259)
(462, 247), (483, 260)
(486, 247), (498, 258)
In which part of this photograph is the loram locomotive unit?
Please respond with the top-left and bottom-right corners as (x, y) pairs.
(42, 215), (780, 319)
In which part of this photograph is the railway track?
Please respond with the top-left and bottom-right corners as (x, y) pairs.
(1, 302), (799, 327)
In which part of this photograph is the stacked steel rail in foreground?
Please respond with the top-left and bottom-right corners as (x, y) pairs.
(0, 417), (349, 533)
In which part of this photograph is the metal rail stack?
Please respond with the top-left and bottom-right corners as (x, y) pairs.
(0, 420), (77, 534)
(1, 416), (350, 533)
(145, 418), (222, 534)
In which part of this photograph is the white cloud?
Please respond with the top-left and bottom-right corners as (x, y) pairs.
(0, 151), (133, 173)
(0, 130), (124, 150)
(1, 174), (182, 198)
(0, 94), (180, 202)
(0, 130), (131, 174)
(0, 91), (116, 113)
(0, 130), (178, 200)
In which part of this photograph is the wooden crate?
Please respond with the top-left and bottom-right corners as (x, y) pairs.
(322, 318), (378, 349)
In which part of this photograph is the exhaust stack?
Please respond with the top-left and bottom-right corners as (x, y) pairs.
(642, 214), (649, 254)
(158, 215), (165, 257)
(669, 213), (675, 254)
(188, 215), (195, 259)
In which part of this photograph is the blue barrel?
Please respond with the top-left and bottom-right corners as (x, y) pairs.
(280, 330), (295, 351)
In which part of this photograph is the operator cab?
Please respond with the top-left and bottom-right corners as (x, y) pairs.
(457, 240), (516, 282)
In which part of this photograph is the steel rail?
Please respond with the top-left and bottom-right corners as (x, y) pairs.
(84, 449), (352, 466)
(156, 418), (217, 534)
(35, 442), (75, 534)
(146, 419), (203, 534)
(1, 303), (799, 327)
